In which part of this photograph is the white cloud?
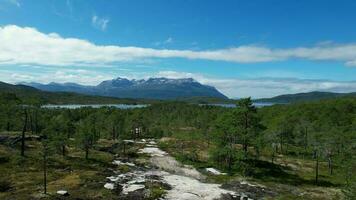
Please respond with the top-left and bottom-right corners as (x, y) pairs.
(0, 68), (114, 85)
(155, 71), (356, 98)
(1, 65), (355, 97)
(92, 15), (109, 31)
(1, 25), (356, 67)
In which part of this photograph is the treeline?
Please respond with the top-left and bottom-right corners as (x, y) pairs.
(0, 92), (226, 158)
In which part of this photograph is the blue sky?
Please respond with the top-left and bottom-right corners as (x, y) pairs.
(0, 0), (356, 98)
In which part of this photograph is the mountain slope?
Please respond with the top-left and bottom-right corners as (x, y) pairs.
(0, 82), (147, 104)
(254, 91), (356, 103)
(23, 77), (228, 100)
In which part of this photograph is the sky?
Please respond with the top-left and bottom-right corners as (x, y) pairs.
(0, 0), (356, 98)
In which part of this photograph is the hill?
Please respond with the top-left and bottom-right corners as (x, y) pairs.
(0, 82), (148, 105)
(254, 91), (356, 103)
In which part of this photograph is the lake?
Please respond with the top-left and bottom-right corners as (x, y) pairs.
(201, 102), (279, 108)
(42, 104), (148, 109)
(42, 102), (279, 109)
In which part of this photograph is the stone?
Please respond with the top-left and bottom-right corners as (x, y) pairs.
(205, 168), (227, 175)
(104, 183), (115, 190)
(107, 176), (120, 182)
(122, 184), (145, 194)
(56, 190), (69, 196)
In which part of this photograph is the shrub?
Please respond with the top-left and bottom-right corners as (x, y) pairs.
(0, 155), (9, 164)
(0, 179), (12, 192)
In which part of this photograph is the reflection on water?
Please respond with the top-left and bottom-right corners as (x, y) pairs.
(42, 104), (148, 109)
(42, 102), (280, 110)
(200, 102), (280, 108)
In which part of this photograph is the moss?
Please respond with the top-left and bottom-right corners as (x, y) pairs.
(147, 186), (166, 200)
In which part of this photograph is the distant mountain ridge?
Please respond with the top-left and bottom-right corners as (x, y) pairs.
(254, 91), (356, 103)
(0, 81), (148, 104)
(21, 77), (228, 100)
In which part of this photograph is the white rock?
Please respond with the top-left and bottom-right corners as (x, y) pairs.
(163, 174), (236, 200)
(104, 183), (115, 190)
(126, 162), (136, 167)
(138, 147), (168, 157)
(107, 176), (120, 182)
(206, 168), (227, 175)
(240, 181), (257, 187)
(56, 190), (69, 195)
(122, 184), (145, 194)
(123, 140), (134, 143)
(127, 177), (146, 184)
(149, 141), (157, 145)
(112, 160), (136, 167)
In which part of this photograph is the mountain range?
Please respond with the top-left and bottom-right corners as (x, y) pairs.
(21, 77), (228, 100)
(0, 81), (149, 104)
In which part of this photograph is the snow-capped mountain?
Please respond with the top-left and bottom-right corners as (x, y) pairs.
(21, 77), (228, 100)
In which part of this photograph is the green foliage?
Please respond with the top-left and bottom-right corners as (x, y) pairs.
(0, 91), (354, 199)
(76, 115), (100, 159)
(343, 180), (356, 200)
(213, 98), (264, 172)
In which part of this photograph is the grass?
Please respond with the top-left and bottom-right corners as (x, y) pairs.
(0, 133), (122, 200)
(158, 136), (344, 199)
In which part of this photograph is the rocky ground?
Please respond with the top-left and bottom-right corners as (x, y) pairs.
(102, 139), (274, 200)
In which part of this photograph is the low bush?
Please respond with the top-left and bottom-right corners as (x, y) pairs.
(0, 179), (12, 192)
(0, 155), (9, 164)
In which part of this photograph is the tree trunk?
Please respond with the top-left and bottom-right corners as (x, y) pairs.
(328, 155), (333, 175)
(243, 140), (248, 157)
(123, 142), (126, 154)
(112, 126), (117, 140)
(34, 109), (38, 135)
(6, 121), (10, 132)
(304, 127), (308, 151)
(62, 145), (66, 157)
(21, 109), (28, 157)
(85, 147), (89, 160)
(315, 153), (319, 185)
(29, 114), (34, 134)
(279, 134), (283, 154)
(43, 145), (47, 194)
(271, 149), (275, 164)
(228, 151), (232, 173)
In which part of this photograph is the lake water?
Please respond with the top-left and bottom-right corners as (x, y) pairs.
(42, 104), (148, 109)
(201, 102), (278, 108)
(42, 102), (278, 110)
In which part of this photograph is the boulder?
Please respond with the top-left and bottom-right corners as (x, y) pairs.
(104, 183), (115, 190)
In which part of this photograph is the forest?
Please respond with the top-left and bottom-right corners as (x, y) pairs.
(0, 91), (355, 199)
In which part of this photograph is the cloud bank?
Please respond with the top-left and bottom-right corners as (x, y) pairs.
(156, 71), (356, 98)
(1, 67), (355, 98)
(1, 25), (356, 67)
